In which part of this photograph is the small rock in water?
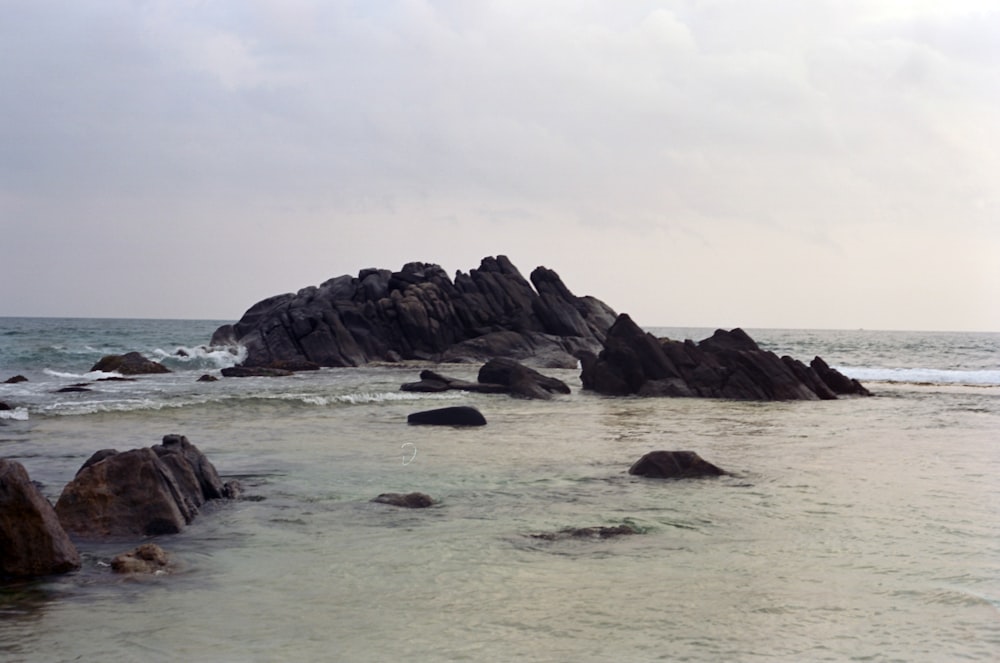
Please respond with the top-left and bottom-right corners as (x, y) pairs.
(197, 374), (219, 382)
(4, 375), (28, 384)
(628, 450), (728, 479)
(372, 492), (435, 508)
(530, 524), (641, 541)
(111, 543), (171, 574)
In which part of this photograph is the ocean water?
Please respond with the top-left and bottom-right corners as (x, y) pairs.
(1, 318), (998, 662)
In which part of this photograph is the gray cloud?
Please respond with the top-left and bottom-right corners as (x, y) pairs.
(1, 1), (997, 330)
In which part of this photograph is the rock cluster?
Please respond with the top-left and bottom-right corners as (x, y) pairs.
(581, 314), (871, 400)
(401, 358), (570, 400)
(55, 434), (240, 539)
(210, 256), (617, 369)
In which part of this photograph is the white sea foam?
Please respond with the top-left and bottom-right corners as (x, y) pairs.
(153, 344), (247, 370)
(0, 406), (29, 421)
(43, 368), (123, 380)
(838, 366), (1000, 386)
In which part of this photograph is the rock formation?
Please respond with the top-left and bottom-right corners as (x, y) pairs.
(55, 434), (239, 539)
(628, 451), (728, 479)
(0, 459), (81, 578)
(581, 314), (871, 400)
(210, 255), (617, 369)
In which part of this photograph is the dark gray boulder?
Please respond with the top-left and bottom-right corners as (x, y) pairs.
(407, 406), (487, 426)
(0, 459), (81, 578)
(581, 314), (871, 400)
(211, 256), (617, 369)
(628, 451), (728, 479)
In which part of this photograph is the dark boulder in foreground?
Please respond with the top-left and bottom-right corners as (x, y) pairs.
(401, 359), (569, 400)
(628, 450), (728, 479)
(210, 255), (617, 370)
(90, 352), (171, 375)
(371, 492), (435, 508)
(581, 314), (871, 400)
(0, 459), (82, 578)
(407, 406), (487, 426)
(55, 434), (239, 539)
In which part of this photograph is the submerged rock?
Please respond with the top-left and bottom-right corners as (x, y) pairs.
(581, 314), (871, 400)
(372, 492), (435, 508)
(0, 459), (81, 578)
(4, 375), (28, 384)
(530, 524), (641, 541)
(220, 366), (294, 378)
(407, 406), (487, 426)
(628, 450), (728, 479)
(55, 434), (240, 539)
(210, 255), (617, 369)
(90, 352), (171, 375)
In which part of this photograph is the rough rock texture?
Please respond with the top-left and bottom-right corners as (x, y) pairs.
(55, 435), (240, 539)
(406, 406), (488, 426)
(210, 256), (617, 369)
(90, 352), (171, 375)
(0, 459), (82, 578)
(400, 359), (569, 400)
(628, 451), (728, 479)
(581, 314), (871, 400)
(111, 543), (172, 574)
(371, 492), (435, 508)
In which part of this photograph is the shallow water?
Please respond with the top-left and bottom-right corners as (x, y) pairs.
(1, 322), (999, 662)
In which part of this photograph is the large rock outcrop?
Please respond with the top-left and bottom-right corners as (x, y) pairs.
(0, 459), (81, 578)
(210, 256), (617, 369)
(55, 434), (240, 539)
(581, 314), (871, 400)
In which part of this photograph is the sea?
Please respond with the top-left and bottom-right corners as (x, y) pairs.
(0, 317), (998, 663)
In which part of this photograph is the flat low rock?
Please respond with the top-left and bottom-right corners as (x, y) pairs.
(372, 492), (435, 508)
(407, 406), (487, 426)
(0, 459), (81, 578)
(628, 450), (728, 479)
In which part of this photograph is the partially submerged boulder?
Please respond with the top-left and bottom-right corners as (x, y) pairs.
(406, 406), (487, 426)
(371, 492), (435, 508)
(0, 459), (81, 578)
(628, 451), (728, 479)
(55, 435), (239, 539)
(581, 314), (871, 400)
(90, 352), (170, 375)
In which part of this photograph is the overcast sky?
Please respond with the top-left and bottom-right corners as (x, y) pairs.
(1, 1), (997, 331)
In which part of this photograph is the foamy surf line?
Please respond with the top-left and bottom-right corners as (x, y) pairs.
(838, 366), (1000, 386)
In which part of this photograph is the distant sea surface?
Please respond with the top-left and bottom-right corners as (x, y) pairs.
(1, 317), (998, 662)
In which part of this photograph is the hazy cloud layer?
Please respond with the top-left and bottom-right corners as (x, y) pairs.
(2, 1), (997, 330)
